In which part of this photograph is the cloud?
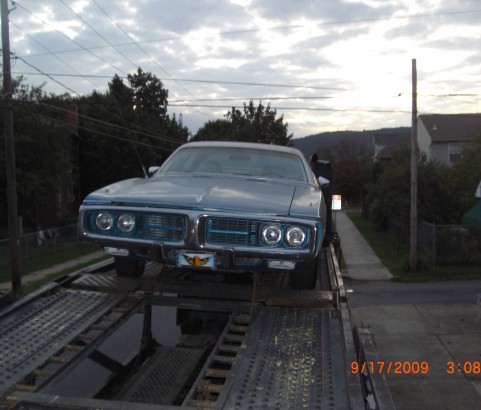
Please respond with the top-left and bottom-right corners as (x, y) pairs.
(9, 0), (481, 138)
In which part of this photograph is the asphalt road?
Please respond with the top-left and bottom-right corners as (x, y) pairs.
(346, 278), (481, 410)
(345, 278), (481, 307)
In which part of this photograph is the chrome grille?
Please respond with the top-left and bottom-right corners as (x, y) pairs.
(206, 218), (257, 246)
(140, 214), (184, 241)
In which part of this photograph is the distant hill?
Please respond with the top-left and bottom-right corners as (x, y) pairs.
(293, 127), (411, 162)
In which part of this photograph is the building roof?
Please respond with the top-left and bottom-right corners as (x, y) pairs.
(419, 114), (481, 142)
(373, 132), (410, 160)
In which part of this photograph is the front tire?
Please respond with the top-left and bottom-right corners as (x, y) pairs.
(288, 259), (318, 290)
(114, 257), (145, 278)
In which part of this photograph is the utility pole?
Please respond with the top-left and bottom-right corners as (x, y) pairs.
(1, 0), (21, 291)
(410, 59), (418, 272)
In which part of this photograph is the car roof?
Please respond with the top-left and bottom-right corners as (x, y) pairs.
(178, 141), (302, 155)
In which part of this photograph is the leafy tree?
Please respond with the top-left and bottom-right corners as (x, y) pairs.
(192, 100), (293, 146)
(334, 156), (371, 206)
(321, 136), (372, 164)
(227, 100), (293, 145)
(190, 119), (233, 141)
(0, 77), (74, 229)
(77, 69), (189, 199)
(367, 148), (456, 239)
(128, 68), (168, 118)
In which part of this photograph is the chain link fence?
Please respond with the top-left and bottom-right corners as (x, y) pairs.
(419, 221), (481, 266)
(0, 224), (80, 271)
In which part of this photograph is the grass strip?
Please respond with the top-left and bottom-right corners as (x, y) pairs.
(0, 243), (101, 282)
(346, 211), (481, 282)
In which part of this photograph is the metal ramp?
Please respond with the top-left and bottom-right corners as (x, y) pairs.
(0, 289), (138, 402)
(219, 306), (351, 410)
(0, 245), (389, 409)
(183, 313), (251, 408)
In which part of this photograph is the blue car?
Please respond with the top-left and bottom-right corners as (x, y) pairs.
(78, 141), (328, 288)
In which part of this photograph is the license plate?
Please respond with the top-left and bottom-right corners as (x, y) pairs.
(104, 247), (129, 256)
(268, 260), (296, 270)
(177, 252), (216, 269)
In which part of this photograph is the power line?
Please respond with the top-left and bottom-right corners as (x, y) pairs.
(16, 8), (481, 60)
(14, 1), (128, 75)
(15, 55), (80, 95)
(10, 21), (101, 92)
(12, 53), (183, 146)
(92, 0), (213, 120)
(58, 0), (139, 71)
(11, 71), (345, 91)
(169, 103), (411, 114)
(170, 96), (332, 102)
(92, 1), (199, 99)
(37, 101), (185, 146)
(24, 110), (175, 152)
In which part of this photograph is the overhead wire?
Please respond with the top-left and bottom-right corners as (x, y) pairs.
(9, 21), (101, 92)
(17, 8), (481, 60)
(169, 96), (332, 102)
(58, 0), (139, 70)
(10, 57), (183, 147)
(15, 56), (80, 96)
(11, 71), (345, 91)
(11, 1), (481, 123)
(36, 101), (185, 145)
(11, 1), (185, 149)
(21, 109), (173, 152)
(14, 1), (128, 76)
(92, 0), (212, 119)
(168, 103), (411, 114)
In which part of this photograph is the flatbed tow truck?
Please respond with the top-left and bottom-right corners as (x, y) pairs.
(0, 244), (395, 410)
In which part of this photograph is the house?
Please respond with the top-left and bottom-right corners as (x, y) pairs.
(418, 114), (481, 166)
(372, 132), (411, 163)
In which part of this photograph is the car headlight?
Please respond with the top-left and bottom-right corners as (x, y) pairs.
(95, 212), (114, 231)
(117, 214), (136, 233)
(285, 226), (306, 247)
(261, 224), (282, 246)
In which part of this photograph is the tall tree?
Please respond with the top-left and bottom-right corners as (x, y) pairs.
(192, 100), (293, 146)
(227, 100), (293, 145)
(0, 77), (74, 229)
(190, 119), (233, 142)
(334, 156), (370, 206)
(77, 69), (188, 199)
(128, 68), (168, 118)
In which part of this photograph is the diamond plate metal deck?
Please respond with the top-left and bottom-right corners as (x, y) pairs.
(219, 306), (351, 410)
(118, 346), (205, 405)
(71, 273), (141, 292)
(0, 289), (122, 395)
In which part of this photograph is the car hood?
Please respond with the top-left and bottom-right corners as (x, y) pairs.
(82, 174), (321, 218)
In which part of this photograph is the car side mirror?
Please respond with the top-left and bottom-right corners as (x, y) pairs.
(148, 166), (160, 177)
(318, 176), (330, 188)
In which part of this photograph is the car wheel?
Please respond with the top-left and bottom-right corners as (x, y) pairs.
(289, 259), (317, 290)
(114, 257), (145, 278)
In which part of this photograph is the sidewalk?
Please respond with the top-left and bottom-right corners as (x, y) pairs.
(0, 250), (106, 293)
(334, 210), (393, 280)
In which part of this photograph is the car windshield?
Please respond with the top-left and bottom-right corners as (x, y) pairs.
(160, 146), (308, 182)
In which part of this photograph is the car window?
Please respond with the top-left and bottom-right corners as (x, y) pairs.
(160, 147), (308, 182)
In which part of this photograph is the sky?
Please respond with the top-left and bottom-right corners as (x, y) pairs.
(7, 0), (481, 139)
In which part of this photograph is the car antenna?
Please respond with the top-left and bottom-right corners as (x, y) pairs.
(109, 97), (149, 178)
(132, 138), (149, 178)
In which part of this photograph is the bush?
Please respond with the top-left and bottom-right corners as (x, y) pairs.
(435, 226), (481, 266)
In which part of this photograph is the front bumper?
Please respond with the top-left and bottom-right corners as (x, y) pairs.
(79, 206), (323, 272)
